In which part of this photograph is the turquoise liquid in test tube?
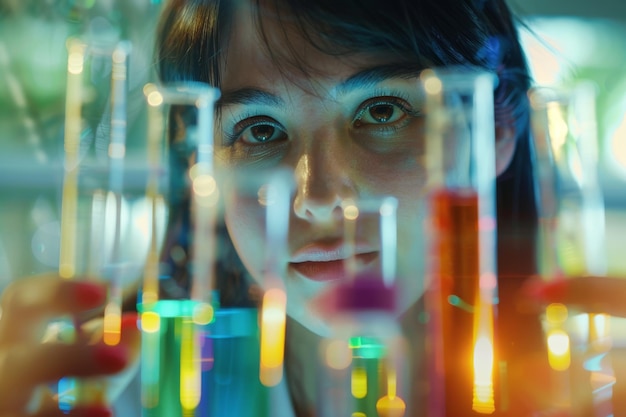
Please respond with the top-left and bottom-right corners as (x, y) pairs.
(56, 37), (132, 411)
(420, 67), (499, 416)
(213, 164), (294, 417)
(139, 82), (219, 417)
(317, 196), (410, 417)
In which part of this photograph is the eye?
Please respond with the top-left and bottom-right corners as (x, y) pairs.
(353, 97), (414, 128)
(228, 116), (287, 145)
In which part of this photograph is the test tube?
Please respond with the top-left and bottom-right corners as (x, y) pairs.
(139, 82), (220, 417)
(317, 196), (409, 417)
(199, 307), (269, 417)
(103, 40), (133, 347)
(214, 167), (294, 415)
(421, 68), (499, 416)
(258, 170), (293, 388)
(57, 37), (132, 410)
(529, 84), (613, 417)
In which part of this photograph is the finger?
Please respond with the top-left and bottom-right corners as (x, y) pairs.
(0, 343), (128, 413)
(28, 315), (139, 415)
(0, 275), (106, 345)
(14, 405), (113, 417)
(58, 406), (112, 417)
(25, 386), (80, 417)
(33, 388), (113, 417)
(518, 276), (626, 317)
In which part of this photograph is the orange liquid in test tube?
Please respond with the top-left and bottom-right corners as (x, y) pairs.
(430, 188), (495, 415)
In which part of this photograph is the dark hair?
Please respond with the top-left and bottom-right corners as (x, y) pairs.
(156, 0), (535, 208)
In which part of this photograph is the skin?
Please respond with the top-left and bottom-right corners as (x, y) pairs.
(0, 276), (140, 417)
(217, 0), (517, 336)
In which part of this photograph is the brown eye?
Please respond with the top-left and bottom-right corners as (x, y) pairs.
(251, 125), (276, 142)
(230, 117), (287, 145)
(368, 104), (395, 123)
(354, 97), (413, 128)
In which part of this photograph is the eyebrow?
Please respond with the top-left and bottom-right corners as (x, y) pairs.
(218, 87), (284, 109)
(217, 63), (423, 109)
(332, 63), (424, 97)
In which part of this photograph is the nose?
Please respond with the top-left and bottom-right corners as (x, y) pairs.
(292, 142), (357, 223)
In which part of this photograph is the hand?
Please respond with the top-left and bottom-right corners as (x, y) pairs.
(0, 274), (140, 417)
(519, 275), (626, 317)
(518, 276), (626, 415)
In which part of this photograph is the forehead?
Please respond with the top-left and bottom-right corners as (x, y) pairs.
(221, 0), (400, 94)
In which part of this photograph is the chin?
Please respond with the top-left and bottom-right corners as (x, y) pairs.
(287, 307), (334, 338)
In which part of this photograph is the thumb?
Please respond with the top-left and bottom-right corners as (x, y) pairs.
(518, 276), (626, 317)
(30, 313), (141, 413)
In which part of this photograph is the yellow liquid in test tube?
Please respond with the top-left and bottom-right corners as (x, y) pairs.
(376, 366), (407, 417)
(472, 289), (495, 414)
(259, 288), (286, 386)
(180, 318), (201, 411)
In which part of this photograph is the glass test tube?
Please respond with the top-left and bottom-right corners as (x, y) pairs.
(216, 167), (295, 415)
(139, 82), (220, 417)
(421, 68), (498, 416)
(57, 37), (131, 410)
(529, 84), (614, 417)
(258, 170), (293, 388)
(199, 307), (269, 417)
(318, 196), (409, 417)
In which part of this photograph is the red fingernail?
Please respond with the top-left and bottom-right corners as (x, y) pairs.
(121, 312), (139, 329)
(73, 282), (107, 308)
(93, 344), (128, 372)
(524, 279), (569, 302)
(72, 405), (112, 417)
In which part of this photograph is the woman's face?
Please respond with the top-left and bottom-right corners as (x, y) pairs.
(216, 3), (429, 334)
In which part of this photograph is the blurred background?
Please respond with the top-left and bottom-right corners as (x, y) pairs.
(0, 0), (624, 289)
(510, 0), (626, 189)
(0, 0), (165, 291)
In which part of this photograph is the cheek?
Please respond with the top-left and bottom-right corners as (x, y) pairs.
(350, 143), (427, 197)
(350, 122), (426, 180)
(394, 193), (429, 310)
(346, 144), (429, 301)
(224, 205), (266, 284)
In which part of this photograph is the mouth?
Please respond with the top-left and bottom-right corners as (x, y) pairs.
(289, 251), (379, 282)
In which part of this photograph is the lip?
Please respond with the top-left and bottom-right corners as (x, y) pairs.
(289, 242), (379, 282)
